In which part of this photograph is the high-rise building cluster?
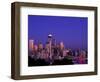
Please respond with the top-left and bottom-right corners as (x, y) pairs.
(28, 34), (87, 66)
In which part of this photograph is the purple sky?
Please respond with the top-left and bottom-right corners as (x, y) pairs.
(28, 15), (88, 50)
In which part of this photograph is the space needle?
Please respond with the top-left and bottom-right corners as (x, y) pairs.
(48, 34), (53, 61)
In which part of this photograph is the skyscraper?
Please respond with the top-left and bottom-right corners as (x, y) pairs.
(59, 41), (64, 50)
(29, 40), (34, 51)
(52, 39), (57, 46)
(38, 42), (43, 50)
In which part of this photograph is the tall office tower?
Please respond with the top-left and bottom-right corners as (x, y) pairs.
(45, 42), (50, 53)
(34, 45), (38, 52)
(52, 38), (57, 46)
(29, 40), (34, 51)
(59, 41), (65, 50)
(38, 42), (43, 51)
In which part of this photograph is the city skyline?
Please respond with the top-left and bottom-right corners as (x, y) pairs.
(28, 34), (88, 66)
(28, 15), (88, 50)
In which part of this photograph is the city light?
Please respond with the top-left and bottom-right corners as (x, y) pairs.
(28, 35), (87, 66)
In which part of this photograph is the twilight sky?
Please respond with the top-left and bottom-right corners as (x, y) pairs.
(28, 15), (88, 50)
